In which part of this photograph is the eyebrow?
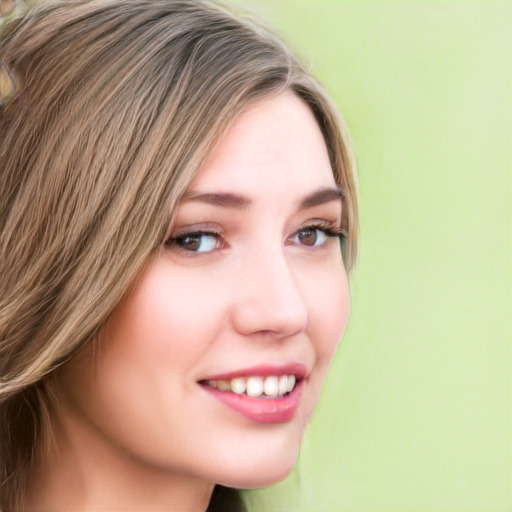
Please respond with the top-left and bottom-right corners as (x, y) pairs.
(181, 186), (342, 210)
(298, 187), (343, 209)
(181, 192), (251, 209)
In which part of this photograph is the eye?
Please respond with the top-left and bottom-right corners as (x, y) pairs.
(294, 227), (326, 247)
(167, 231), (221, 253)
(292, 225), (340, 248)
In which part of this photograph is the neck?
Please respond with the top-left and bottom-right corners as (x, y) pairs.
(24, 403), (214, 512)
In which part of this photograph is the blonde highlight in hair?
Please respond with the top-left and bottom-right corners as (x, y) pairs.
(0, 0), (358, 508)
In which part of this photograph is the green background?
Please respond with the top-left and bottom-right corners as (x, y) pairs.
(235, 1), (512, 511)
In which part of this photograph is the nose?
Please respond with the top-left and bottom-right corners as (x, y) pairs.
(230, 247), (308, 339)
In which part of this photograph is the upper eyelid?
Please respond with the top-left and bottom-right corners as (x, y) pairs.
(173, 227), (221, 237)
(292, 224), (342, 240)
(165, 222), (222, 240)
(165, 215), (342, 241)
(170, 220), (340, 236)
(297, 218), (342, 231)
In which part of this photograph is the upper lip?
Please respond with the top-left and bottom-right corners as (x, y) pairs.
(200, 361), (309, 382)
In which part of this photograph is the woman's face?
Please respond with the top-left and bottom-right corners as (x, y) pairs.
(60, 92), (350, 489)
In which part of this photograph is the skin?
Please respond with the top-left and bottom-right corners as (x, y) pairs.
(26, 92), (350, 511)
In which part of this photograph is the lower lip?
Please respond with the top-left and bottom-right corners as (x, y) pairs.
(201, 381), (303, 424)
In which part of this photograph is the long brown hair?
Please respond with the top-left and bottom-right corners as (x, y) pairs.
(0, 0), (358, 508)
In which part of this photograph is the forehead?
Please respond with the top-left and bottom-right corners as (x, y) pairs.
(188, 92), (336, 197)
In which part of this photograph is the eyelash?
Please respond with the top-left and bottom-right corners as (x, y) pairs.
(166, 229), (223, 254)
(292, 223), (346, 246)
(165, 222), (345, 255)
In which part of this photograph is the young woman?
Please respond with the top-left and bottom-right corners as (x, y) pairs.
(0, 0), (358, 510)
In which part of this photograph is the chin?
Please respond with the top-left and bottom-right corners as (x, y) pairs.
(217, 463), (297, 490)
(210, 435), (302, 490)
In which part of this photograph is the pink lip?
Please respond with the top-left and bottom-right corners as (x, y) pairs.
(202, 362), (308, 381)
(199, 362), (308, 424)
(201, 380), (303, 424)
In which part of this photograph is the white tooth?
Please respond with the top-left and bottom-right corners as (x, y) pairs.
(278, 375), (288, 395)
(208, 380), (218, 388)
(230, 377), (246, 395)
(263, 376), (279, 397)
(246, 376), (264, 397)
(286, 375), (296, 393)
(217, 380), (230, 392)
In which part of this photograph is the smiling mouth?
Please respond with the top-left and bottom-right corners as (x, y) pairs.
(202, 374), (298, 398)
(198, 365), (306, 423)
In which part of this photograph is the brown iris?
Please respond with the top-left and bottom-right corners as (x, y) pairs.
(297, 228), (319, 247)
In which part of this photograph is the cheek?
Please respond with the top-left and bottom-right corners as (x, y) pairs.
(305, 262), (350, 363)
(295, 259), (349, 425)
(104, 262), (223, 365)
(59, 261), (230, 457)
